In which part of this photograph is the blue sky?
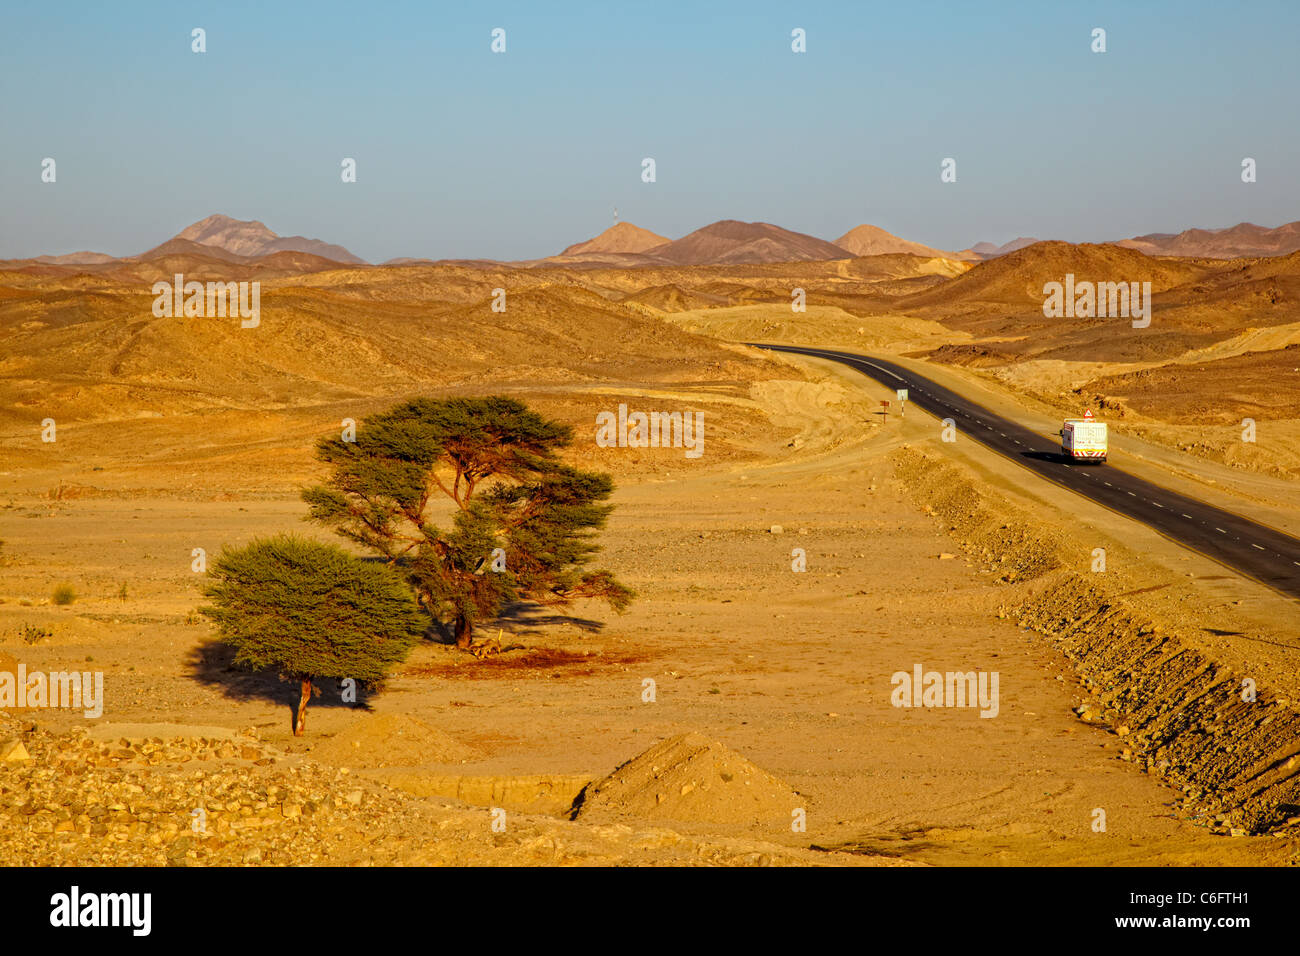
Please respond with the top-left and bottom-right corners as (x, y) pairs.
(2, 0), (1296, 261)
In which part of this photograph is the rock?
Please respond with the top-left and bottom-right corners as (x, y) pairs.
(938, 553), (956, 560)
(0, 739), (32, 764)
(166, 837), (192, 867)
(768, 525), (783, 535)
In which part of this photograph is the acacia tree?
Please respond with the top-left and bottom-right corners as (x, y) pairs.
(301, 396), (633, 649)
(200, 534), (426, 735)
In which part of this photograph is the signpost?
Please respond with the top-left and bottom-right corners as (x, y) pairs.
(880, 399), (890, 422)
(896, 388), (908, 416)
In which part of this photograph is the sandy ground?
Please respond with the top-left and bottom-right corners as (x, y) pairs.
(3, 357), (1296, 865)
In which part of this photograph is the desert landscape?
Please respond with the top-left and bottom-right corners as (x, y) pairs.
(7, 9), (1300, 917)
(2, 211), (1299, 870)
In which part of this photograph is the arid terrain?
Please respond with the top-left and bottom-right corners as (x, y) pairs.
(2, 216), (1298, 866)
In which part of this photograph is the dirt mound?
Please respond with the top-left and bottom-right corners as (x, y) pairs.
(574, 732), (800, 827)
(307, 713), (479, 769)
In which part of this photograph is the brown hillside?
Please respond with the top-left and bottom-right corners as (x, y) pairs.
(1119, 222), (1300, 259)
(901, 241), (1208, 310)
(645, 220), (851, 265)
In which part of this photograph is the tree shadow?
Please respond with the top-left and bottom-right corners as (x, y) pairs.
(186, 639), (375, 733)
(491, 602), (607, 635)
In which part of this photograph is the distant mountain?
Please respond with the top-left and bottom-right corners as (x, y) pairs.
(168, 214), (366, 264)
(27, 251), (118, 265)
(645, 220), (851, 265)
(560, 222), (668, 256)
(834, 224), (974, 261)
(966, 237), (1043, 259)
(1117, 221), (1300, 259)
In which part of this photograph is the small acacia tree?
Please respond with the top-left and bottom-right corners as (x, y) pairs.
(302, 396), (633, 648)
(200, 534), (426, 735)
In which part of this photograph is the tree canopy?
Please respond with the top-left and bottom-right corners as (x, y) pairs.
(200, 533), (426, 734)
(302, 396), (632, 647)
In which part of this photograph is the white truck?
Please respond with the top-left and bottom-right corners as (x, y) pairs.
(1060, 411), (1107, 463)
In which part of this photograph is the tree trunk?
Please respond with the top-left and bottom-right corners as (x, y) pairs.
(294, 677), (312, 737)
(454, 616), (473, 649)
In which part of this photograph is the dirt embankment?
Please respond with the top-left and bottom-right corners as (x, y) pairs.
(892, 447), (1300, 834)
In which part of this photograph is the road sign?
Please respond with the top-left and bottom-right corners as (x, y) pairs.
(880, 399), (890, 422)
(896, 388), (909, 402)
(1083, 409), (1094, 420)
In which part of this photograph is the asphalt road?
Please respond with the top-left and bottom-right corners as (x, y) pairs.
(753, 343), (1300, 602)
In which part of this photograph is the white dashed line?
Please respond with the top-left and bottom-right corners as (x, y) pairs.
(1215, 528), (1227, 534)
(1181, 514), (1193, 519)
(1252, 544), (1266, 551)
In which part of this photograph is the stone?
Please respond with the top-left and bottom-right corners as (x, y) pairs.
(0, 739), (32, 764)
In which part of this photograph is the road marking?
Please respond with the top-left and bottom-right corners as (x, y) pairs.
(857, 360), (906, 382)
(757, 345), (1300, 603)
(1252, 543), (1266, 550)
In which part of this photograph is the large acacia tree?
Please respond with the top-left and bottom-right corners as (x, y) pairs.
(302, 396), (633, 648)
